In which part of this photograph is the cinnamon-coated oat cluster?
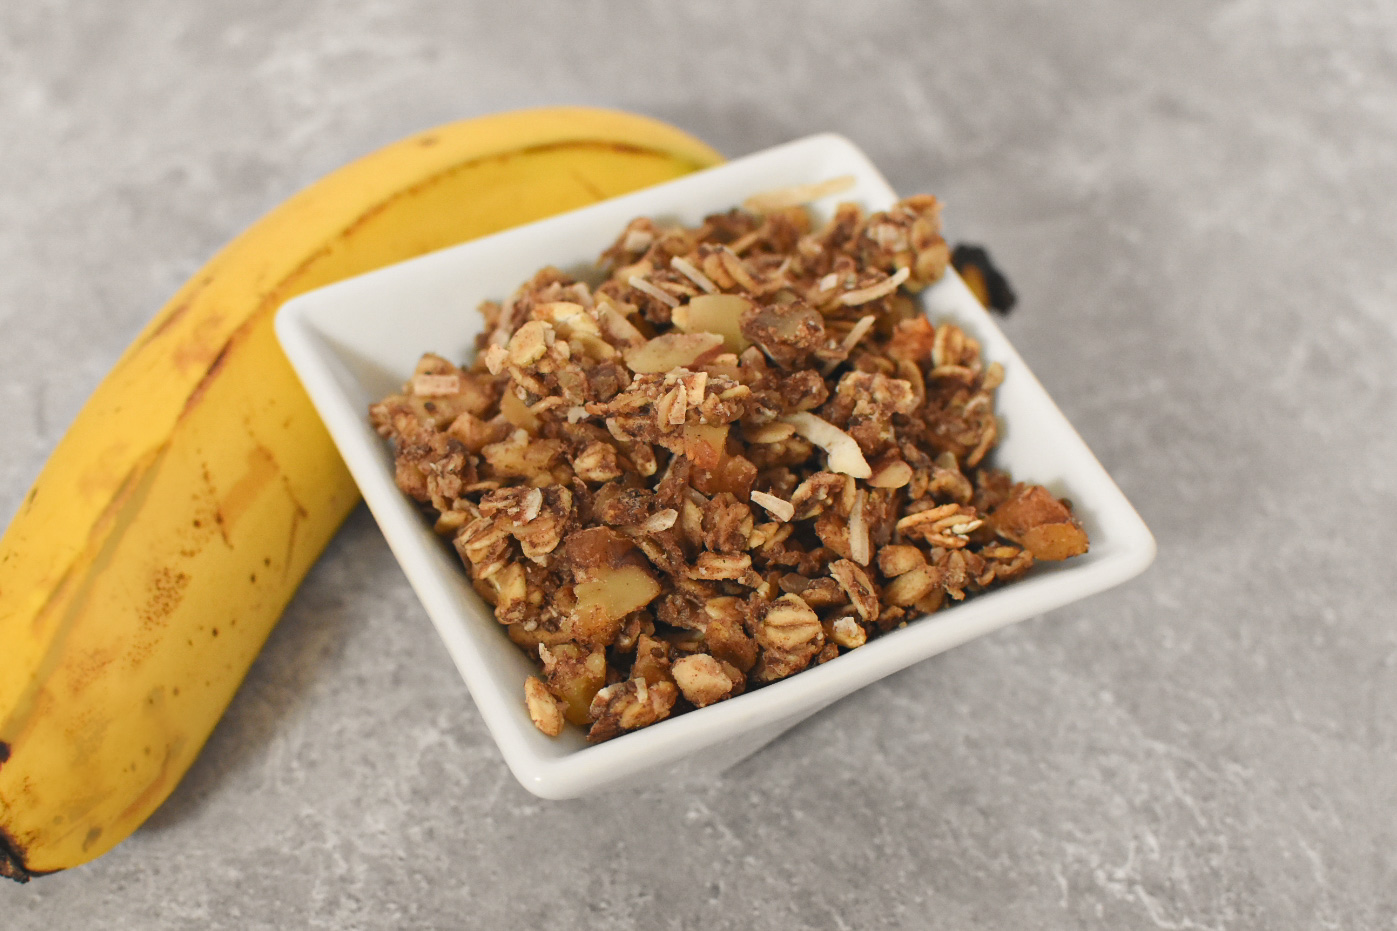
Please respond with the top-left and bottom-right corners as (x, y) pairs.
(370, 181), (1088, 743)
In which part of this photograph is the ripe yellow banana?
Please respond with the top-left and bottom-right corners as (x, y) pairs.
(0, 107), (722, 881)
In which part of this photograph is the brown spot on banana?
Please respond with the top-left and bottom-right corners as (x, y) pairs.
(216, 446), (281, 539)
(1, 825), (34, 883)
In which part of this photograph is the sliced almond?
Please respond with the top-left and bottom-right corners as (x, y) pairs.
(623, 332), (725, 374)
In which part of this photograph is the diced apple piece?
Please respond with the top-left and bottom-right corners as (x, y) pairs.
(671, 293), (751, 353)
(565, 526), (642, 575)
(1014, 523), (1089, 561)
(573, 564), (662, 624)
(500, 387), (540, 434)
(540, 643), (608, 726)
(692, 453), (756, 499)
(623, 332), (725, 374)
(683, 422), (729, 471)
(988, 484), (1089, 560)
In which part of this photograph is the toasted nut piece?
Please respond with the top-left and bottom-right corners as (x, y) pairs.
(672, 653), (736, 707)
(482, 343), (509, 375)
(877, 545), (926, 577)
(525, 676), (564, 737)
(507, 320), (551, 366)
(624, 332), (725, 373)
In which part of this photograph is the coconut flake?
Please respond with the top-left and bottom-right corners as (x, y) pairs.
(821, 314), (880, 375)
(628, 275), (680, 308)
(840, 266), (911, 306)
(781, 412), (872, 479)
(849, 489), (870, 566)
(520, 487), (544, 524)
(841, 315), (878, 353)
(670, 256), (719, 294)
(743, 175), (857, 213)
(641, 509), (679, 533)
(750, 490), (795, 523)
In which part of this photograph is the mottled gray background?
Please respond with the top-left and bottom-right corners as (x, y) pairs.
(3, 1), (1395, 928)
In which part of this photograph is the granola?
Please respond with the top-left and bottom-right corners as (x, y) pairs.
(370, 186), (1087, 743)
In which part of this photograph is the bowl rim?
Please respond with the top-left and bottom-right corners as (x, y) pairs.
(276, 132), (1156, 798)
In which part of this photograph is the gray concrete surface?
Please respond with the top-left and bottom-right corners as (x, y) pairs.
(3, 1), (1395, 928)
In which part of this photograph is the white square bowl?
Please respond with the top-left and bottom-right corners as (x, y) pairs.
(275, 133), (1155, 799)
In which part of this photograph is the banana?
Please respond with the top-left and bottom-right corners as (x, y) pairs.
(0, 107), (722, 881)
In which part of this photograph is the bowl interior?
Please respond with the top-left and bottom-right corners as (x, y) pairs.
(276, 133), (1155, 797)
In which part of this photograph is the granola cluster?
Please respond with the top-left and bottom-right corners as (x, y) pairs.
(370, 182), (1088, 743)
